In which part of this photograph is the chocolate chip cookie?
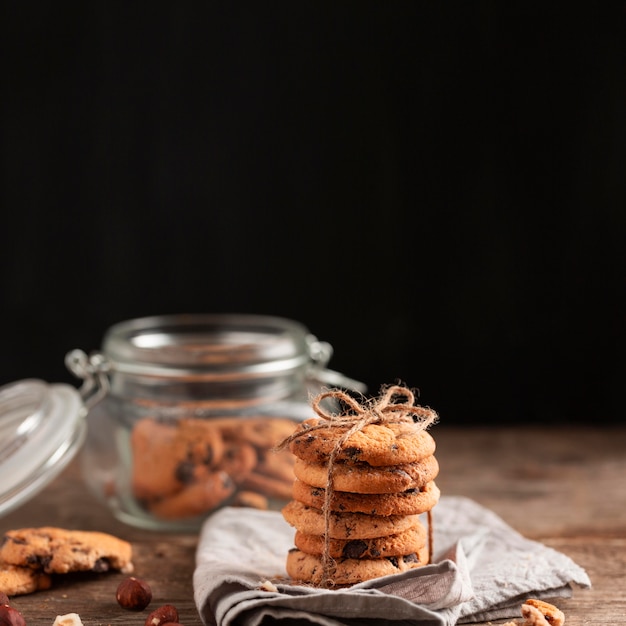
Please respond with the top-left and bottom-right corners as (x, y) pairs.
(0, 528), (133, 575)
(293, 454), (439, 494)
(294, 523), (427, 559)
(286, 547), (429, 586)
(288, 418), (436, 466)
(282, 500), (421, 539)
(292, 479), (441, 516)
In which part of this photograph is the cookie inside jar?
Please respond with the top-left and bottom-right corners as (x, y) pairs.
(129, 414), (300, 522)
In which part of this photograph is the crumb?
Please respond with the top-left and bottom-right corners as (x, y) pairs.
(258, 580), (278, 592)
(53, 614), (83, 626)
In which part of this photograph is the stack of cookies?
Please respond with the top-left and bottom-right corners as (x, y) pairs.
(280, 385), (440, 587)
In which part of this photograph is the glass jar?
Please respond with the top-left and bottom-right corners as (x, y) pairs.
(66, 313), (364, 531)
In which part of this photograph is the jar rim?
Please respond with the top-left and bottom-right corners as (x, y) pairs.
(101, 313), (316, 377)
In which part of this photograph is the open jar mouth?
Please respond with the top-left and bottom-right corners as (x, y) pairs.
(65, 313), (364, 413)
(100, 313), (329, 379)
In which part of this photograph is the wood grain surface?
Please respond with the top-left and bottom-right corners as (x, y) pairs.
(1, 426), (624, 625)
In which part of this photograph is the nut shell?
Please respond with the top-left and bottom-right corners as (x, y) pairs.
(145, 605), (179, 626)
(0, 605), (26, 626)
(116, 577), (152, 611)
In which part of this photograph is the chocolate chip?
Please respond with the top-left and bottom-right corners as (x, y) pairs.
(28, 555), (51, 570)
(174, 460), (196, 484)
(342, 446), (362, 460)
(391, 469), (411, 480)
(92, 557), (110, 572)
(404, 552), (419, 563)
(387, 557), (399, 568)
(342, 540), (367, 559)
(202, 445), (214, 465)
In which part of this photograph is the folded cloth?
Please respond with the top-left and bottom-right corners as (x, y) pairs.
(194, 496), (590, 626)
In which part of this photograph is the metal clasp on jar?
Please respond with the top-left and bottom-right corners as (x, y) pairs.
(65, 349), (111, 409)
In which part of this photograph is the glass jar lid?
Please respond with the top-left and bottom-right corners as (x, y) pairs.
(0, 378), (86, 517)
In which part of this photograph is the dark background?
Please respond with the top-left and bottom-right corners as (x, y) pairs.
(1, 3), (624, 425)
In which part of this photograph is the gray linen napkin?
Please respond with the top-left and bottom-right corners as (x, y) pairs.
(193, 496), (590, 626)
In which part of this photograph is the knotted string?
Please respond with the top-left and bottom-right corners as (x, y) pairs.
(277, 384), (438, 587)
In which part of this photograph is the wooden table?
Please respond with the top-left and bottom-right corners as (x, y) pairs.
(1, 427), (625, 625)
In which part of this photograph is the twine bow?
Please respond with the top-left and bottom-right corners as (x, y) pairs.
(278, 384), (438, 587)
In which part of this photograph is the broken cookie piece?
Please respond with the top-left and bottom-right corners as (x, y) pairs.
(521, 599), (565, 626)
(502, 598), (566, 626)
(0, 562), (52, 596)
(0, 527), (133, 576)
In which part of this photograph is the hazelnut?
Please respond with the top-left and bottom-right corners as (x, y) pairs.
(116, 576), (152, 611)
(0, 605), (26, 626)
(144, 605), (179, 626)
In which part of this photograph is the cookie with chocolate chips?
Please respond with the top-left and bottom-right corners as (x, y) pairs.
(131, 417), (226, 502)
(294, 523), (427, 559)
(282, 500), (421, 539)
(291, 478), (441, 516)
(286, 547), (429, 586)
(147, 470), (236, 519)
(0, 527), (133, 575)
(288, 417), (437, 466)
(293, 454), (439, 494)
